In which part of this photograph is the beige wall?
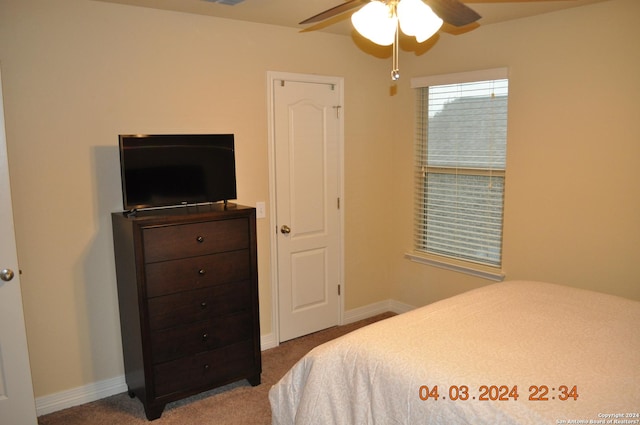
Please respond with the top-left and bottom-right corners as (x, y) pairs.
(0, 0), (638, 402)
(392, 0), (640, 304)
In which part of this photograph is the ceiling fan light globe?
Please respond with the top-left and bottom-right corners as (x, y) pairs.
(397, 0), (443, 43)
(351, 1), (397, 46)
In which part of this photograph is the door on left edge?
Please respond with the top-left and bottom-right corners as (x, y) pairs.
(0, 68), (38, 425)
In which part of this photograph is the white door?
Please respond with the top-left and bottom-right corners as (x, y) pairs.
(0, 69), (38, 425)
(271, 74), (343, 342)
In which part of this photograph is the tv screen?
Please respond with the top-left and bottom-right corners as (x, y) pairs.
(118, 134), (237, 211)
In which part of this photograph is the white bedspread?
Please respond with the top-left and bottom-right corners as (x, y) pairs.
(269, 281), (640, 424)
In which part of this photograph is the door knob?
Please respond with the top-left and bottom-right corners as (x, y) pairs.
(280, 225), (291, 234)
(0, 268), (15, 282)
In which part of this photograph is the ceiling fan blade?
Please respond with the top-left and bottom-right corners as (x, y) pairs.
(425, 0), (482, 27)
(299, 0), (368, 25)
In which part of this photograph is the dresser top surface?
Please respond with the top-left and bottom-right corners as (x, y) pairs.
(112, 203), (254, 224)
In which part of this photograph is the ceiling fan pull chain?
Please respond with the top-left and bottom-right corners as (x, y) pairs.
(391, 15), (400, 81)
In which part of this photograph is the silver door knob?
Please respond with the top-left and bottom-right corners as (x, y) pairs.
(280, 225), (291, 234)
(0, 268), (15, 282)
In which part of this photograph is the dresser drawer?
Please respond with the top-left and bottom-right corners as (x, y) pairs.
(144, 250), (250, 298)
(142, 218), (249, 263)
(150, 311), (254, 364)
(153, 340), (257, 397)
(147, 280), (251, 331)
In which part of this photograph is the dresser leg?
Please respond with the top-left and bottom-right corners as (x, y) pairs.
(144, 404), (165, 421)
(247, 374), (261, 386)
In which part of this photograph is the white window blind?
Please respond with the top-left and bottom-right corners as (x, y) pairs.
(413, 73), (508, 268)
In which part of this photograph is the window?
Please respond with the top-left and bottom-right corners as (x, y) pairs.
(409, 69), (508, 279)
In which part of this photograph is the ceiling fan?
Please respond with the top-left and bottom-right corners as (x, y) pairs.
(300, 0), (482, 29)
(298, 0), (563, 81)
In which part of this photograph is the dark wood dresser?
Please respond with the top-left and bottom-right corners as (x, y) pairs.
(111, 204), (261, 420)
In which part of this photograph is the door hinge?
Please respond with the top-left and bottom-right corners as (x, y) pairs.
(337, 197), (340, 209)
(333, 105), (342, 118)
(338, 284), (341, 296)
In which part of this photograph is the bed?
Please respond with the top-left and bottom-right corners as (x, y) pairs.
(269, 280), (640, 424)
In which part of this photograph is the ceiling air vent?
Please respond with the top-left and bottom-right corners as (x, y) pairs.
(204, 0), (245, 5)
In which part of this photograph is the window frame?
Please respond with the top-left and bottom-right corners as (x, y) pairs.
(406, 68), (508, 281)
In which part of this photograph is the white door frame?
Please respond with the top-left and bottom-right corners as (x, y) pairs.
(266, 71), (345, 346)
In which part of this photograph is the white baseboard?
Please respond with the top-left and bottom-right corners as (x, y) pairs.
(386, 299), (416, 315)
(260, 331), (278, 351)
(36, 298), (415, 416)
(36, 375), (127, 417)
(343, 298), (415, 324)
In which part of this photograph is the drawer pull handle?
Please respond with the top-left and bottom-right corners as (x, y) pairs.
(198, 269), (206, 276)
(196, 235), (204, 243)
(203, 364), (210, 372)
(202, 333), (209, 341)
(200, 302), (208, 309)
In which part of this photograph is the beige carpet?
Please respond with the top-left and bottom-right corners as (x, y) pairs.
(38, 312), (395, 425)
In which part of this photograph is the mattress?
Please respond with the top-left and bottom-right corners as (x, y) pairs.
(269, 281), (640, 424)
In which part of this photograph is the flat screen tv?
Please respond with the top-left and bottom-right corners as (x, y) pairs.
(118, 134), (237, 212)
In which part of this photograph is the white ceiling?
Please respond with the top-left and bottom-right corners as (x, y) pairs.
(95, 0), (609, 36)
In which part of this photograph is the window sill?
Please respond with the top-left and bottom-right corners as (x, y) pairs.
(404, 252), (505, 282)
